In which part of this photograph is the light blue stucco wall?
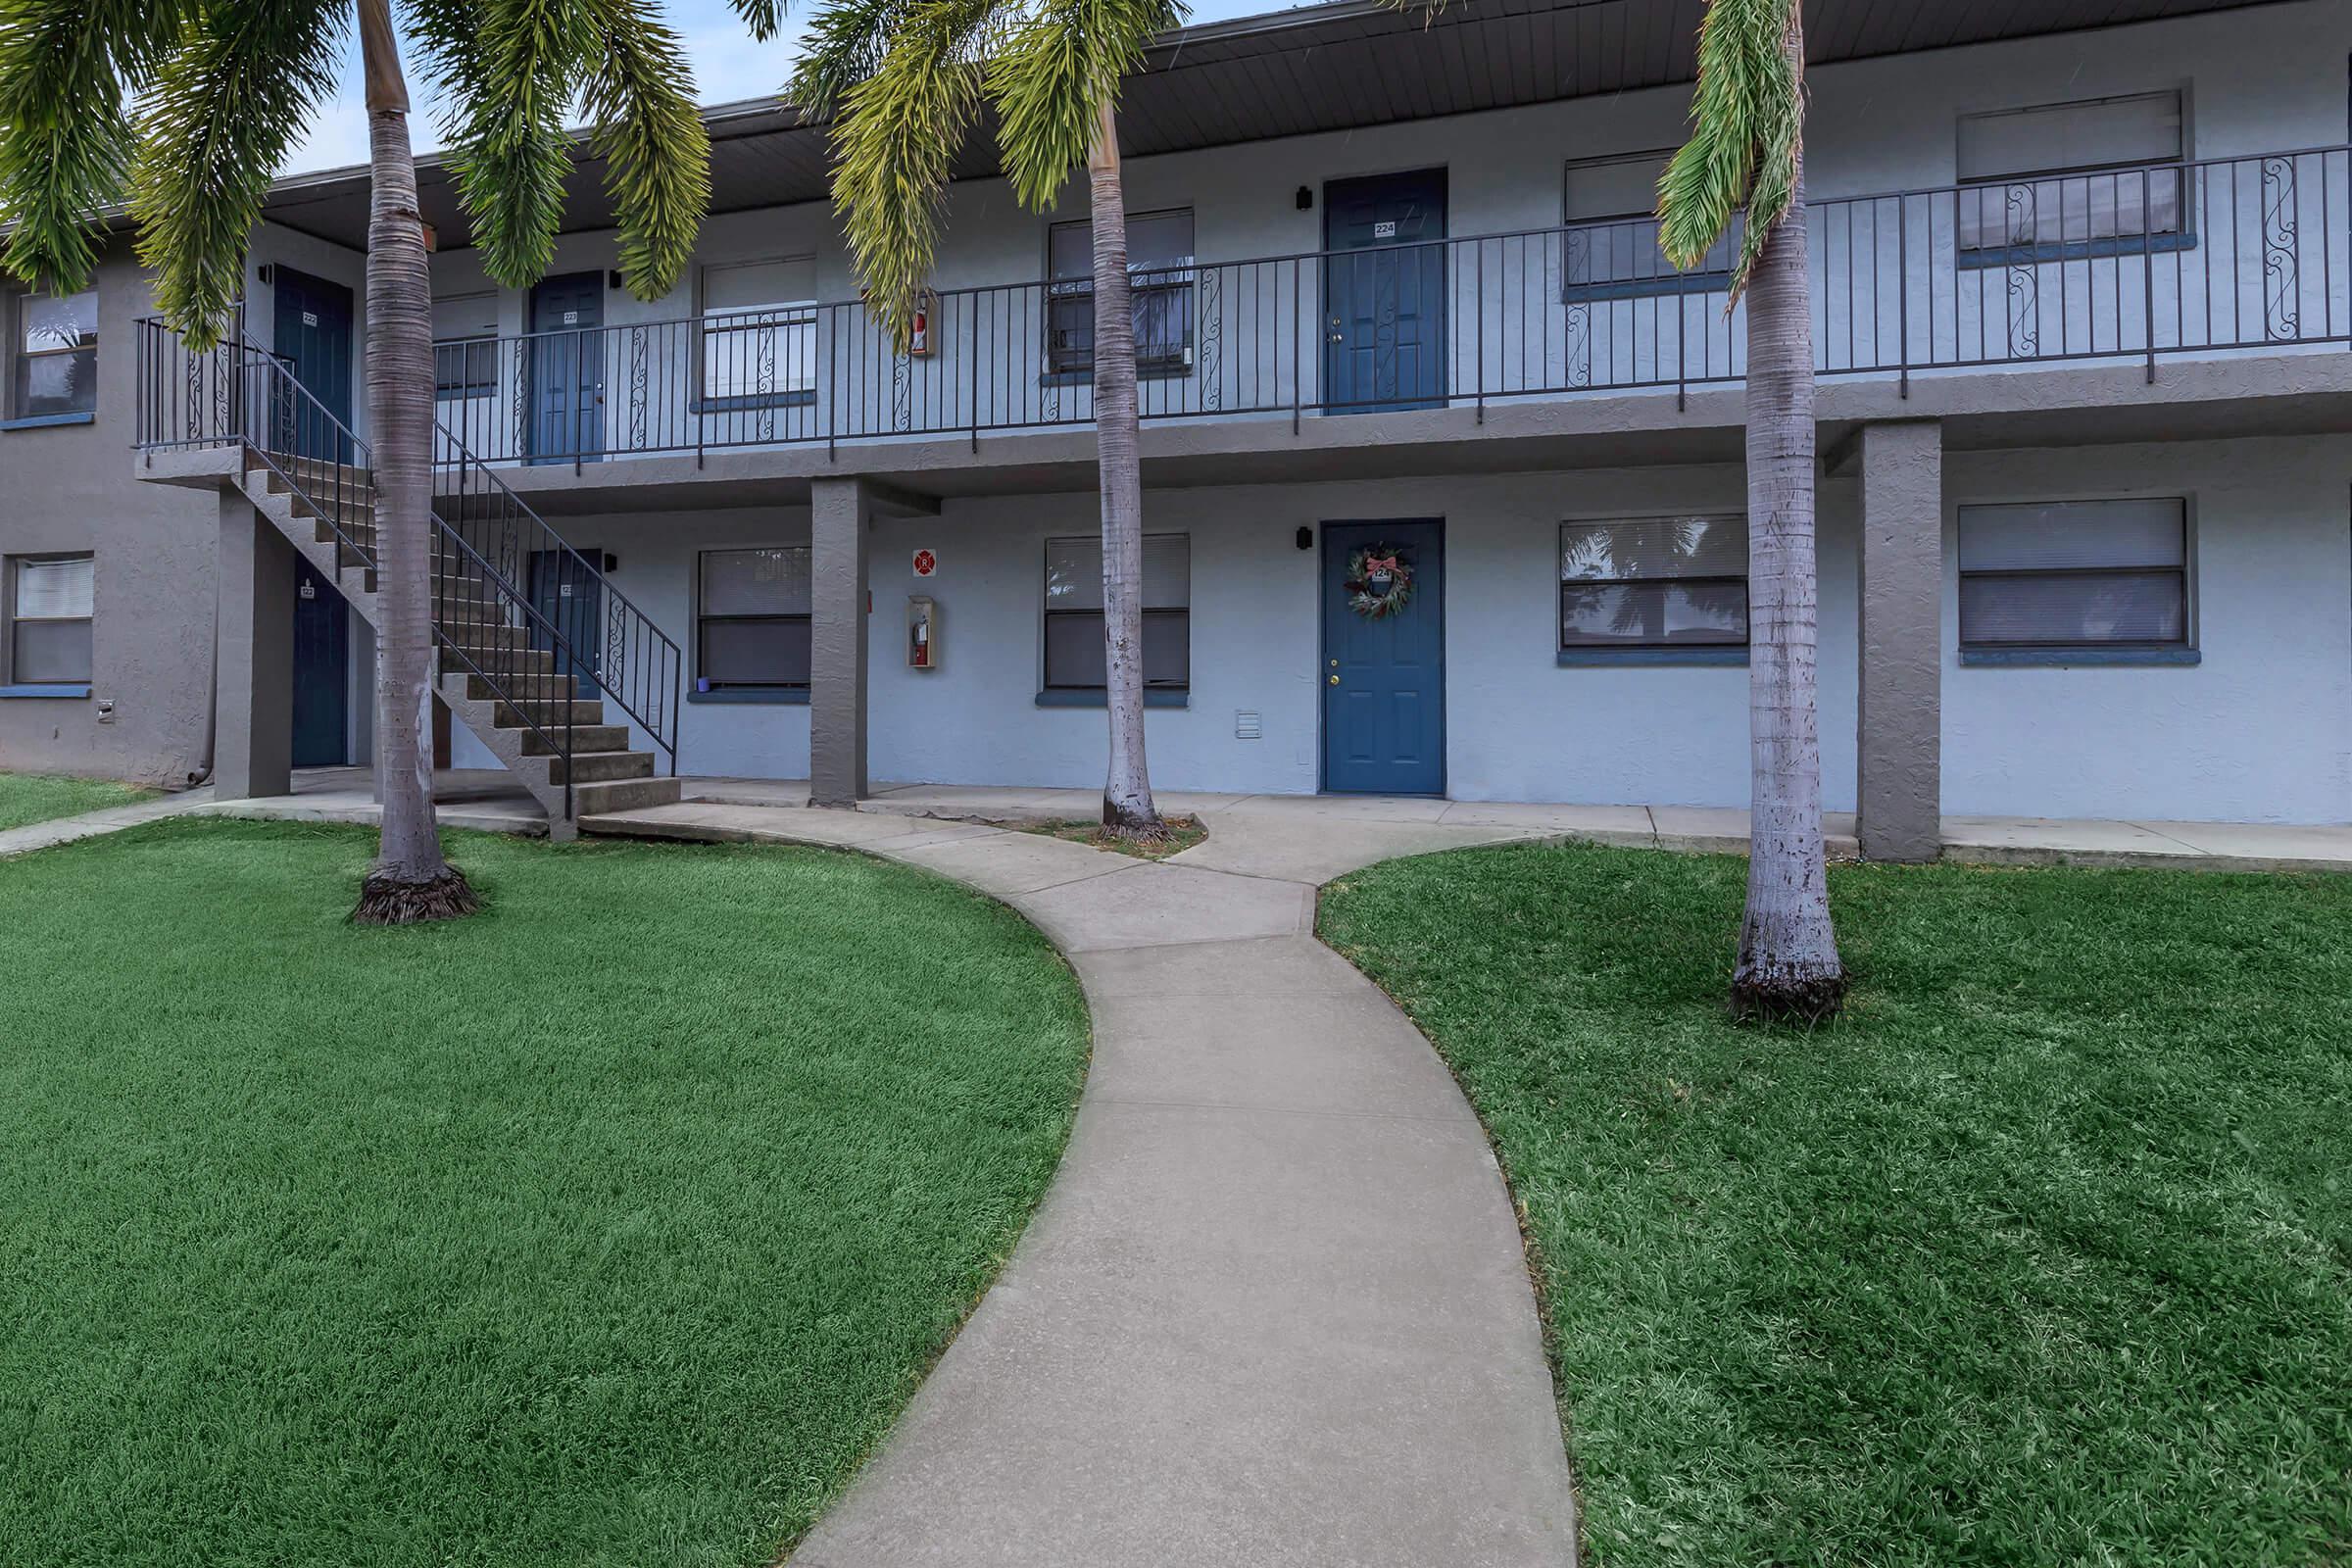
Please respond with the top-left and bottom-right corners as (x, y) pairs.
(580, 435), (2352, 825)
(1941, 437), (2352, 824)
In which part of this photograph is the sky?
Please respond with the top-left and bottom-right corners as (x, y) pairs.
(285, 0), (1298, 174)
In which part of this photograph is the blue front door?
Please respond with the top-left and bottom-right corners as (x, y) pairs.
(1322, 170), (1447, 414)
(1323, 520), (1445, 795)
(528, 272), (604, 464)
(291, 561), (349, 767)
(270, 268), (354, 461)
(530, 550), (603, 699)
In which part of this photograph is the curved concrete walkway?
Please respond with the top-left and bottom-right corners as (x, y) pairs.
(584, 795), (1580, 1567)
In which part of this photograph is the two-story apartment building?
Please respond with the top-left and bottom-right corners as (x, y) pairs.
(7, 0), (2350, 851)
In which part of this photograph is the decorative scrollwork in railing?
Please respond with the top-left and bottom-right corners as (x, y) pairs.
(628, 327), (651, 450)
(510, 345), (531, 461)
(2262, 155), (2300, 342)
(2004, 183), (2040, 359)
(1199, 267), (1224, 411)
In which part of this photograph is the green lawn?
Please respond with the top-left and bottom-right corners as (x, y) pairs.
(0, 770), (155, 832)
(0, 817), (1089, 1568)
(1320, 843), (2352, 1568)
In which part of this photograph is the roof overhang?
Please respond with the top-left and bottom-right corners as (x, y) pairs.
(250, 0), (2300, 253)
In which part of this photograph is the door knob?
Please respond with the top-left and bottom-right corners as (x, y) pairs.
(1328, 673), (1341, 686)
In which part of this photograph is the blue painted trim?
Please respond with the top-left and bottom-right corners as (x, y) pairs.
(0, 412), (94, 430)
(0, 682), (92, 698)
(1038, 364), (1192, 389)
(1961, 646), (2200, 667)
(690, 389), (817, 415)
(1556, 646), (1748, 667)
(1561, 271), (1733, 306)
(689, 686), (810, 704)
(1957, 230), (2197, 270)
(1035, 688), (1190, 709)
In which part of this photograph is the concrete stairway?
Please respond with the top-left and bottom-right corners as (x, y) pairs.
(241, 451), (680, 838)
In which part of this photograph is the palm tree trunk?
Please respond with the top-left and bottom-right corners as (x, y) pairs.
(1730, 6), (1839, 1019)
(354, 0), (476, 923)
(1085, 98), (1166, 840)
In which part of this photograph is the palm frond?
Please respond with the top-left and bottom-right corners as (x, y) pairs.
(988, 0), (1181, 213)
(128, 0), (345, 348)
(729, 0), (788, 40)
(1655, 0), (1800, 300)
(576, 0), (711, 299)
(414, 0), (590, 288)
(0, 0), (193, 293)
(789, 0), (921, 121)
(820, 0), (994, 343)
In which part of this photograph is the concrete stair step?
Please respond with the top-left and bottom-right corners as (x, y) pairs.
(489, 697), (605, 730)
(516, 723), (630, 756)
(546, 750), (656, 785)
(454, 670), (580, 703)
(572, 774), (683, 815)
(441, 643), (558, 674)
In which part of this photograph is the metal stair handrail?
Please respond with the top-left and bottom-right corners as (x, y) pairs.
(429, 424), (682, 775)
(134, 318), (593, 803)
(136, 316), (683, 782)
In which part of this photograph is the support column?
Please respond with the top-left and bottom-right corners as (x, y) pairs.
(810, 476), (871, 807)
(1856, 419), (1943, 862)
(213, 490), (296, 801)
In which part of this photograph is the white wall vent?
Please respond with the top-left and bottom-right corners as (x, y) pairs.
(1235, 710), (1262, 740)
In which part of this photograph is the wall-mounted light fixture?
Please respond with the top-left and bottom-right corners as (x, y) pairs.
(1296, 526), (1314, 551)
(1296, 186), (1314, 212)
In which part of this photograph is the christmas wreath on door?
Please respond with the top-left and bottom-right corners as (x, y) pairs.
(1344, 545), (1414, 619)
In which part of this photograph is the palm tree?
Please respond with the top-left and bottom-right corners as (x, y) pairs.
(0, 0), (711, 921)
(784, 0), (1183, 840)
(1657, 0), (1845, 1020)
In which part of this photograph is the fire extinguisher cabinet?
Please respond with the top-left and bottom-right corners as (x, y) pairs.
(907, 595), (939, 669)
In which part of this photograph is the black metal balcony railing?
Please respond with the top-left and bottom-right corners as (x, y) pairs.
(416, 146), (2348, 468)
(145, 146), (2351, 480)
(133, 318), (683, 783)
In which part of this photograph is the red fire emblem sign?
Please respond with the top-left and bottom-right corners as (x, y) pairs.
(912, 549), (938, 577)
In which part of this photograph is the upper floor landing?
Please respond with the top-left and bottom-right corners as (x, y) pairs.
(97, 0), (2352, 500)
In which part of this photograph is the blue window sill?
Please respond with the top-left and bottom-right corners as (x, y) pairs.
(0, 682), (91, 698)
(1035, 688), (1190, 709)
(0, 412), (94, 431)
(1557, 647), (1748, 667)
(690, 686), (809, 705)
(1957, 230), (2197, 270)
(1961, 646), (2200, 667)
(1039, 364), (1192, 388)
(1561, 271), (1733, 305)
(691, 390), (817, 415)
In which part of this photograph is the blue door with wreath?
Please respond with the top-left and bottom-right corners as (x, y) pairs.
(1322, 519), (1445, 795)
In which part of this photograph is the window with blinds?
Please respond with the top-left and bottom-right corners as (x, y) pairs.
(1043, 534), (1190, 690)
(1559, 515), (1748, 649)
(431, 293), (498, 400)
(1046, 211), (1196, 375)
(1955, 91), (2186, 254)
(701, 258), (818, 406)
(698, 547), (812, 688)
(1561, 152), (1738, 298)
(1958, 499), (2189, 650)
(9, 553), (94, 684)
(15, 290), (96, 419)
